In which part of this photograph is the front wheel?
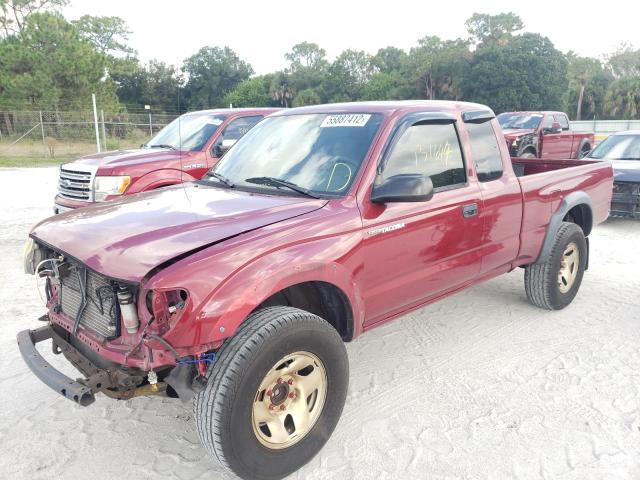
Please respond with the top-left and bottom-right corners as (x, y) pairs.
(194, 306), (349, 480)
(524, 222), (587, 310)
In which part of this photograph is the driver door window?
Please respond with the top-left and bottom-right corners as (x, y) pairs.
(381, 122), (466, 191)
(212, 115), (264, 157)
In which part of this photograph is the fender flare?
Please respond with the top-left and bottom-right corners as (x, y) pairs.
(535, 191), (593, 264)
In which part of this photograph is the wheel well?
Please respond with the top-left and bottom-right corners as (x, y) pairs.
(255, 281), (354, 341)
(563, 204), (593, 236)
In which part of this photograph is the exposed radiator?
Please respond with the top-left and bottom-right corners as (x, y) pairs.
(59, 266), (120, 339)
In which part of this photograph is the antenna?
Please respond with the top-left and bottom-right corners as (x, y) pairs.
(178, 88), (183, 185)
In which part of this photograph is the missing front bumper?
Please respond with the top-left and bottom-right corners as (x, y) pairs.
(17, 324), (150, 406)
(17, 326), (95, 406)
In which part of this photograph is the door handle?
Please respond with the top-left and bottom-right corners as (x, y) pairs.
(462, 203), (478, 218)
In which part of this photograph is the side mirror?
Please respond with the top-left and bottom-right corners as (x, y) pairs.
(371, 174), (434, 204)
(213, 138), (238, 157)
(544, 122), (562, 134)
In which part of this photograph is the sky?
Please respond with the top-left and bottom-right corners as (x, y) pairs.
(64, 0), (640, 74)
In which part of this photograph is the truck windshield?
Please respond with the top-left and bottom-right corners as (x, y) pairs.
(145, 114), (227, 151)
(207, 113), (384, 197)
(588, 134), (640, 160)
(497, 113), (542, 130)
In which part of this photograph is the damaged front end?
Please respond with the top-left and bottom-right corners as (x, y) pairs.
(19, 239), (218, 406)
(611, 181), (640, 218)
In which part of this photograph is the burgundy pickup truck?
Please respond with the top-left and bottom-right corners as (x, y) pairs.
(53, 107), (279, 214)
(498, 111), (594, 159)
(20, 101), (612, 480)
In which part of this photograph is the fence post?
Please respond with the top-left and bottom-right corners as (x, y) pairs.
(92, 93), (101, 153)
(39, 110), (47, 158)
(101, 109), (107, 151)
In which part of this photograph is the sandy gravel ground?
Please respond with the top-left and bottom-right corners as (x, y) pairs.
(0, 167), (639, 480)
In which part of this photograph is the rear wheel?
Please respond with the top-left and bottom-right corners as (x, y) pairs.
(194, 306), (349, 480)
(524, 222), (587, 310)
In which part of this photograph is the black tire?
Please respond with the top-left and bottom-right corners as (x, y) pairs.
(194, 306), (349, 480)
(524, 222), (587, 310)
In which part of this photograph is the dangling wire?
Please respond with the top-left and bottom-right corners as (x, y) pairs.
(34, 258), (62, 306)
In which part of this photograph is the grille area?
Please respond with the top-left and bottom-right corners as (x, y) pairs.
(59, 267), (120, 339)
(58, 167), (93, 201)
(613, 181), (639, 195)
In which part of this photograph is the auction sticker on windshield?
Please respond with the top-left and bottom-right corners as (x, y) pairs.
(321, 114), (371, 128)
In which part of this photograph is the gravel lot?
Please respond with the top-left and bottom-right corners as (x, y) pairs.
(1, 167), (639, 480)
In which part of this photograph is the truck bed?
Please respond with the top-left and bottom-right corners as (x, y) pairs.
(511, 157), (599, 177)
(511, 157), (613, 264)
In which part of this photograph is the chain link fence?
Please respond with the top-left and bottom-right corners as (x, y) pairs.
(0, 109), (179, 166)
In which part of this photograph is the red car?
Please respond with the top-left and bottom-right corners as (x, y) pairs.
(20, 101), (612, 480)
(53, 108), (279, 214)
(498, 111), (594, 159)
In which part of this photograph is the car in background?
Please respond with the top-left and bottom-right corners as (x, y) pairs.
(498, 111), (594, 159)
(53, 108), (280, 214)
(587, 130), (640, 218)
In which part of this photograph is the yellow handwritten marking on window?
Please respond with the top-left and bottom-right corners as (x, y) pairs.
(326, 162), (353, 192)
(414, 142), (453, 169)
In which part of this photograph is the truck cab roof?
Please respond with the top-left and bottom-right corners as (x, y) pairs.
(272, 100), (494, 117)
(185, 107), (281, 117)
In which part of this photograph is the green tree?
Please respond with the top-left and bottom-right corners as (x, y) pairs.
(270, 71), (295, 108)
(284, 42), (328, 92)
(223, 75), (274, 107)
(566, 53), (612, 120)
(292, 88), (321, 107)
(462, 33), (567, 113)
(323, 49), (375, 101)
(360, 72), (406, 101)
(606, 45), (640, 79)
(73, 15), (133, 56)
(372, 46), (408, 73)
(0, 0), (67, 37)
(405, 36), (470, 100)
(604, 76), (640, 119)
(0, 12), (119, 110)
(465, 12), (524, 47)
(182, 46), (253, 109)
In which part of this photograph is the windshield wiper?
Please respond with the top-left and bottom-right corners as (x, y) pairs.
(245, 177), (320, 199)
(148, 144), (177, 150)
(207, 172), (235, 187)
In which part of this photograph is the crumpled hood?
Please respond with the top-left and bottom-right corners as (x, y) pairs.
(67, 148), (199, 173)
(502, 128), (536, 142)
(31, 184), (327, 282)
(612, 160), (640, 183)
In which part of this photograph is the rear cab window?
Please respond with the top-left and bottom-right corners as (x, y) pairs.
(381, 121), (466, 192)
(554, 114), (570, 131)
(466, 121), (503, 182)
